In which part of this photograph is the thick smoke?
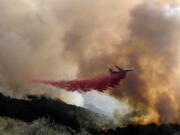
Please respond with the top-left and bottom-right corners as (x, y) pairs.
(0, 0), (180, 125)
(112, 2), (180, 124)
(61, 1), (180, 124)
(75, 2), (180, 124)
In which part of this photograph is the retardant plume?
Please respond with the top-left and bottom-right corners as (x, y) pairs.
(36, 71), (128, 92)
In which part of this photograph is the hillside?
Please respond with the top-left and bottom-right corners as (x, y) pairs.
(0, 93), (180, 135)
(0, 93), (109, 132)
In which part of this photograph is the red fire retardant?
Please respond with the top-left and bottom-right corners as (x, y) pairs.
(37, 71), (128, 92)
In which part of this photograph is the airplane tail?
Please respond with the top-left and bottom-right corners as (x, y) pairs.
(115, 65), (123, 71)
(109, 68), (113, 73)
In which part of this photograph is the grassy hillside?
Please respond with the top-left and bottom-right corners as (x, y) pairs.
(0, 117), (91, 135)
(0, 117), (180, 135)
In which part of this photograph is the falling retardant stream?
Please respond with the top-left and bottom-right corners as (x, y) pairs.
(35, 68), (134, 92)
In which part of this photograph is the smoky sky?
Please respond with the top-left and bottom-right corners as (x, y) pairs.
(0, 0), (180, 124)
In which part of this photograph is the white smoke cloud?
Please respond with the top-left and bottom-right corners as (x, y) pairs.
(25, 84), (84, 107)
(58, 89), (84, 107)
(83, 90), (131, 119)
